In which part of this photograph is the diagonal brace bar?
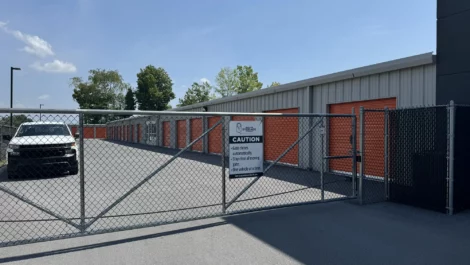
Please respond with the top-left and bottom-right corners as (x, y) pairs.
(84, 118), (224, 229)
(225, 119), (323, 210)
(0, 185), (81, 229)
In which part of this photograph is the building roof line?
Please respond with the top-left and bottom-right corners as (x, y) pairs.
(174, 52), (435, 111)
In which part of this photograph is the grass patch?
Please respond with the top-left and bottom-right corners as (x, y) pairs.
(0, 160), (6, 167)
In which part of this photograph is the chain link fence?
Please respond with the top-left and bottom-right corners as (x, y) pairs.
(360, 109), (388, 204)
(0, 125), (17, 165)
(360, 105), (451, 213)
(387, 106), (448, 212)
(0, 109), (356, 247)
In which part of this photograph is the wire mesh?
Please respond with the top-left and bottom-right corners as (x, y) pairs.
(388, 107), (448, 212)
(0, 110), (355, 247)
(0, 112), (81, 246)
(361, 110), (388, 204)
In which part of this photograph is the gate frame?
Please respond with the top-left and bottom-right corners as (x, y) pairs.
(0, 108), (357, 247)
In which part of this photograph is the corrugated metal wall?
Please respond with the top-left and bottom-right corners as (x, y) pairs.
(183, 88), (310, 113)
(107, 62), (436, 172)
(312, 64), (436, 113)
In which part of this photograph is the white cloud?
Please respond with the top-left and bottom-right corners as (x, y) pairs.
(31, 60), (77, 73)
(199, 78), (211, 85)
(0, 21), (54, 58)
(38, 94), (50, 100)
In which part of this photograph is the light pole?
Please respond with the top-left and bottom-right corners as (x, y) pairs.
(39, 104), (44, 121)
(10, 67), (21, 127)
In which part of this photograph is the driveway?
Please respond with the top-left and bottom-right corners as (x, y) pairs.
(0, 140), (352, 246)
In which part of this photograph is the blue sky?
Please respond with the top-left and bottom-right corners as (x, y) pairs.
(0, 0), (436, 109)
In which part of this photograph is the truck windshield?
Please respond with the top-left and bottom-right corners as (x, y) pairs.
(16, 124), (70, 137)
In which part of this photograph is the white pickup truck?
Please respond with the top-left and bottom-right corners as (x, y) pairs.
(6, 122), (78, 178)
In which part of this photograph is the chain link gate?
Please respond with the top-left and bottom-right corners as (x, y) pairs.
(359, 105), (453, 213)
(0, 109), (356, 247)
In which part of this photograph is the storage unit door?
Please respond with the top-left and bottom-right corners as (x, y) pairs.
(84, 127), (94, 139)
(190, 118), (203, 152)
(137, 124), (141, 143)
(96, 127), (106, 139)
(177, 120), (187, 149)
(163, 121), (171, 147)
(329, 98), (396, 177)
(264, 108), (299, 165)
(131, 125), (134, 142)
(71, 126), (77, 137)
(208, 117), (222, 154)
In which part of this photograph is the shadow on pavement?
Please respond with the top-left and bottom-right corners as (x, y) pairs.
(0, 221), (228, 263)
(0, 167), (72, 183)
(222, 202), (470, 264)
(105, 140), (355, 198)
(2, 202), (470, 264)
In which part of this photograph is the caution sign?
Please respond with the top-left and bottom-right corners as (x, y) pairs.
(229, 121), (264, 178)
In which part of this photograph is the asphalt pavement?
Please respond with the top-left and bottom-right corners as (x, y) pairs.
(0, 139), (351, 247)
(1, 201), (470, 265)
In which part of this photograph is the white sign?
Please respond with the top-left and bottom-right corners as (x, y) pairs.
(229, 121), (264, 178)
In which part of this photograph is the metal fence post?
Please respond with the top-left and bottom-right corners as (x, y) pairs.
(448, 101), (455, 215)
(221, 116), (227, 213)
(320, 117), (325, 201)
(359, 107), (365, 204)
(384, 107), (390, 200)
(79, 113), (86, 231)
(351, 108), (357, 198)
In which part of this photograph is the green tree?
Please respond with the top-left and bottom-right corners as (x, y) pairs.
(0, 115), (33, 128)
(178, 82), (214, 107)
(268, 81), (281, 87)
(135, 65), (175, 110)
(214, 65), (263, 97)
(215, 67), (238, 97)
(71, 69), (129, 123)
(235, 65), (263, 94)
(124, 88), (136, 110)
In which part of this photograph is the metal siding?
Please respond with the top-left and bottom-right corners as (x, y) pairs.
(313, 85), (322, 113)
(302, 87), (312, 113)
(425, 64), (437, 105)
(379, 73), (390, 98)
(412, 66), (425, 106)
(370, 74), (379, 99)
(328, 83), (336, 103)
(360, 76), (370, 100)
(399, 68), (412, 107)
(321, 85), (329, 112)
(308, 63), (436, 171)
(352, 78), (361, 101)
(335, 82), (343, 103)
(203, 88), (307, 113)
(284, 91), (289, 107)
(343, 80), (352, 102)
(389, 70), (400, 96)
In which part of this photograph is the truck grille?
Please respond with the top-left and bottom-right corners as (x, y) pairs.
(19, 144), (67, 149)
(19, 145), (68, 158)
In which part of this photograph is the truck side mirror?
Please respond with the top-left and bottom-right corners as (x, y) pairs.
(3, 135), (11, 141)
(74, 132), (80, 139)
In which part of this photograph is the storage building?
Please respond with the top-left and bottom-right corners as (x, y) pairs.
(107, 52), (436, 174)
